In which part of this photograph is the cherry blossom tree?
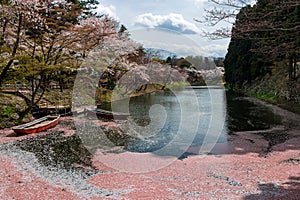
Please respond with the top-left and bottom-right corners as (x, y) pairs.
(73, 31), (142, 105)
(0, 0), (120, 119)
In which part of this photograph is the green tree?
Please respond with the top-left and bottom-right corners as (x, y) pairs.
(118, 24), (128, 36)
(177, 58), (192, 69)
(0, 0), (117, 119)
(223, 1), (300, 87)
(197, 0), (299, 88)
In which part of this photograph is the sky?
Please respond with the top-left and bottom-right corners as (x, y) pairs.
(95, 0), (232, 58)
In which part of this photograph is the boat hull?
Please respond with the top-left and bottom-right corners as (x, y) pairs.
(12, 115), (60, 134)
(86, 109), (129, 120)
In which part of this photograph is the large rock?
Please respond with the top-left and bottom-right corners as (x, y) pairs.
(0, 93), (31, 128)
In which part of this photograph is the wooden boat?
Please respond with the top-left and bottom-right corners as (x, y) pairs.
(12, 115), (60, 134)
(86, 108), (129, 120)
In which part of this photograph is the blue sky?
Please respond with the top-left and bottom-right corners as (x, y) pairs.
(95, 0), (231, 57)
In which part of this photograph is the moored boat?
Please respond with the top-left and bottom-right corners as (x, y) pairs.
(86, 108), (129, 120)
(12, 115), (60, 134)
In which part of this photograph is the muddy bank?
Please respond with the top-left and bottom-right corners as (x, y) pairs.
(244, 96), (300, 128)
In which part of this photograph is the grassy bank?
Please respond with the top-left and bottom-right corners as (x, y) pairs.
(241, 62), (300, 115)
(245, 91), (300, 115)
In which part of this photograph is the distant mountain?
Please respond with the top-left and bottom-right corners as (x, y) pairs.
(145, 48), (177, 60)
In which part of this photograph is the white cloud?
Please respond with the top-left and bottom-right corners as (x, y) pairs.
(204, 43), (230, 57)
(134, 13), (201, 34)
(129, 29), (225, 57)
(95, 4), (118, 20)
(191, 0), (206, 8)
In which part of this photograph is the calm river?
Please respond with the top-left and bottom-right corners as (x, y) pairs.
(100, 87), (282, 156)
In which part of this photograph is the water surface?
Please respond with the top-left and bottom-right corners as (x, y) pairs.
(102, 88), (282, 156)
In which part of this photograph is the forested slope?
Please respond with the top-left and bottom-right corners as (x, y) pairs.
(224, 0), (300, 113)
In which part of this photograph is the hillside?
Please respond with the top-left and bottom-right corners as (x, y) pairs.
(243, 62), (300, 114)
(224, 0), (300, 114)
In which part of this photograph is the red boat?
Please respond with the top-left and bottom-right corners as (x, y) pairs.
(86, 108), (129, 120)
(12, 115), (60, 134)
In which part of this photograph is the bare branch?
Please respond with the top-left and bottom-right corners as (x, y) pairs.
(209, 0), (250, 8)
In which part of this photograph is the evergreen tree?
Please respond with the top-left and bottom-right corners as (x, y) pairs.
(224, 0), (300, 87)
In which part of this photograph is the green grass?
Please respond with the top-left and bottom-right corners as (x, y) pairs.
(247, 91), (277, 103)
(165, 81), (189, 89)
(276, 100), (300, 115)
(241, 61), (300, 115)
(245, 90), (300, 115)
(0, 106), (14, 118)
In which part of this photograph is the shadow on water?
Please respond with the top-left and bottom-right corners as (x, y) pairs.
(224, 91), (293, 156)
(102, 89), (288, 159)
(226, 91), (282, 132)
(244, 176), (300, 199)
(95, 89), (299, 160)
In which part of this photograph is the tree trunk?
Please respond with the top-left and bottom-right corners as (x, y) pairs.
(0, 59), (14, 86)
(17, 75), (47, 120)
(0, 18), (8, 53)
(59, 77), (64, 92)
(17, 87), (46, 120)
(0, 14), (22, 86)
(293, 57), (297, 80)
(288, 57), (293, 80)
(143, 84), (147, 91)
(18, 104), (34, 120)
